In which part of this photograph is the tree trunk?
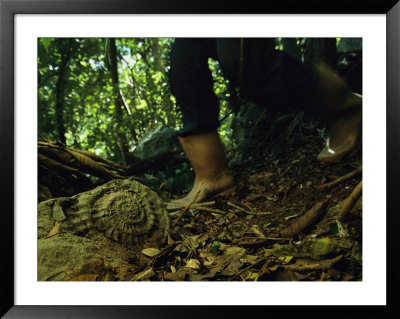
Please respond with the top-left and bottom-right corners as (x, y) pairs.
(109, 38), (129, 167)
(151, 38), (163, 72)
(304, 38), (337, 68)
(55, 39), (73, 144)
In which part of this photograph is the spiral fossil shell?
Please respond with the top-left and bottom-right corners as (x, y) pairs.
(38, 179), (170, 247)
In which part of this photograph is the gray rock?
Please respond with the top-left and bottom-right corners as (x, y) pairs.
(38, 233), (135, 281)
(132, 126), (181, 161)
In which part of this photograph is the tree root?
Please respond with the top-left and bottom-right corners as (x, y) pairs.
(280, 200), (329, 238)
(38, 140), (127, 202)
(318, 166), (362, 190)
(337, 181), (362, 222)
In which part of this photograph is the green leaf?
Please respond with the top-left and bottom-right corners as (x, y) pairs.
(40, 38), (53, 52)
(211, 241), (220, 254)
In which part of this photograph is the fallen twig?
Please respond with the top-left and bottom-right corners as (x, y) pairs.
(191, 206), (227, 215)
(227, 201), (253, 214)
(165, 201), (216, 210)
(279, 180), (297, 199)
(318, 166), (362, 190)
(151, 243), (178, 266)
(194, 201), (216, 206)
(173, 189), (202, 226)
(235, 237), (291, 247)
(283, 254), (343, 272)
(227, 255), (270, 281)
(337, 181), (362, 222)
(280, 200), (329, 238)
(242, 202), (254, 213)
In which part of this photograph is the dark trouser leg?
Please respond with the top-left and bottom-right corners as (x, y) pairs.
(168, 39), (234, 208)
(216, 38), (317, 112)
(170, 38), (219, 136)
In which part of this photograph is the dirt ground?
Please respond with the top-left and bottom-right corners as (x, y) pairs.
(38, 134), (362, 282)
(121, 135), (362, 282)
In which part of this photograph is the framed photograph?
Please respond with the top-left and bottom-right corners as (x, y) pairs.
(1, 0), (399, 317)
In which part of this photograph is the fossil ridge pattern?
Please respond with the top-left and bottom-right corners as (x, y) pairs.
(38, 179), (170, 247)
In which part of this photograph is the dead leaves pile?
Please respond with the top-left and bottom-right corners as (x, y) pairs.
(127, 194), (361, 282)
(127, 149), (362, 282)
(41, 135), (362, 282)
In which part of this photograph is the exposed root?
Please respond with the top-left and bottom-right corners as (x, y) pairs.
(318, 166), (362, 190)
(280, 200), (329, 238)
(337, 181), (362, 222)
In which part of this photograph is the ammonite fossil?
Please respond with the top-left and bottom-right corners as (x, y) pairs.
(38, 179), (170, 247)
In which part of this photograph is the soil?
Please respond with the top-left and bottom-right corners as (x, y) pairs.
(154, 135), (363, 281)
(91, 135), (362, 281)
(39, 135), (362, 282)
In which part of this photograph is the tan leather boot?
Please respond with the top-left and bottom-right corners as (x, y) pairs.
(167, 131), (234, 209)
(314, 63), (362, 163)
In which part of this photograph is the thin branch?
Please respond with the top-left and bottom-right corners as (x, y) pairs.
(227, 201), (253, 214)
(318, 166), (362, 190)
(227, 255), (270, 281)
(172, 189), (202, 226)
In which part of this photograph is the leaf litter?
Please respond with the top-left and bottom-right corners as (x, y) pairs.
(146, 135), (363, 281)
(43, 135), (363, 281)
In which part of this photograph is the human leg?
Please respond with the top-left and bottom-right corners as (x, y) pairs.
(314, 62), (362, 162)
(239, 43), (361, 163)
(169, 39), (234, 208)
(167, 131), (234, 209)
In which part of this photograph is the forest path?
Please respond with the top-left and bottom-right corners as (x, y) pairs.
(130, 136), (362, 281)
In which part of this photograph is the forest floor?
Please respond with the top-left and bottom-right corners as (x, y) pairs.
(124, 135), (363, 282)
(38, 134), (362, 282)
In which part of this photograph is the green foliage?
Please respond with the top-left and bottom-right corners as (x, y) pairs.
(38, 37), (346, 170)
(208, 58), (235, 148)
(40, 38), (54, 52)
(38, 38), (178, 163)
(141, 162), (194, 195)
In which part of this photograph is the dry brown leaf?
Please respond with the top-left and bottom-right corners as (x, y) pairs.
(184, 259), (201, 270)
(164, 271), (187, 281)
(130, 268), (155, 281)
(45, 222), (62, 238)
(69, 274), (100, 281)
(251, 225), (266, 239)
(248, 171), (274, 183)
(141, 248), (161, 257)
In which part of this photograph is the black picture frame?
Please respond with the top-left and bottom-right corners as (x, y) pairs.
(1, 0), (399, 318)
